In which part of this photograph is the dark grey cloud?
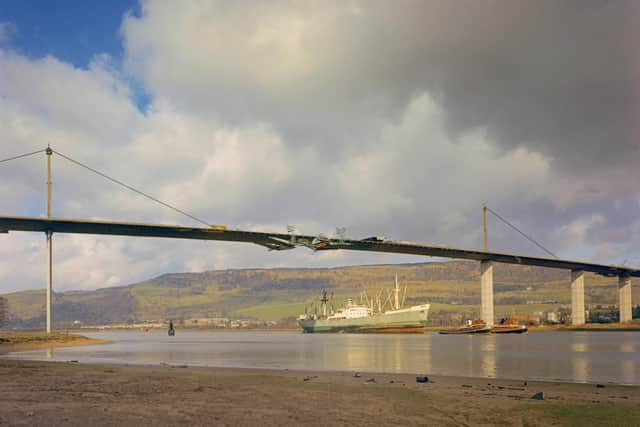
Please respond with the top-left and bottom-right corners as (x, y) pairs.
(124, 1), (640, 169)
(427, 1), (640, 171)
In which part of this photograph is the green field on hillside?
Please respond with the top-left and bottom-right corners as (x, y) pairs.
(235, 302), (307, 321)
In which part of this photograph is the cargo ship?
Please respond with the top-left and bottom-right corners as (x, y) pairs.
(297, 275), (429, 333)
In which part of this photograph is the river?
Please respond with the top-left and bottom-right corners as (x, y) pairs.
(2, 330), (638, 385)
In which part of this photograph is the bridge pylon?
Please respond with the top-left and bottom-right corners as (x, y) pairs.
(45, 146), (53, 334)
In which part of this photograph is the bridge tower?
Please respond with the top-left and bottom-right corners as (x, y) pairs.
(483, 205), (488, 252)
(480, 207), (494, 327)
(45, 146), (53, 334)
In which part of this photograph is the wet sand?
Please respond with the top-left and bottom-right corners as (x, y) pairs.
(0, 359), (638, 426)
(0, 332), (105, 355)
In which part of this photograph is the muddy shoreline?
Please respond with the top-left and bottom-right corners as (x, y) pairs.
(0, 359), (638, 426)
(0, 331), (106, 355)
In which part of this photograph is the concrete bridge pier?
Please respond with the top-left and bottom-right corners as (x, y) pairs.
(570, 270), (585, 325)
(480, 260), (494, 327)
(618, 275), (632, 323)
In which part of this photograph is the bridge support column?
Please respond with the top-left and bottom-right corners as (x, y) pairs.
(480, 260), (494, 327)
(618, 275), (632, 323)
(570, 270), (585, 325)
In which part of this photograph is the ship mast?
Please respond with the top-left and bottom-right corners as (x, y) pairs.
(321, 290), (328, 318)
(394, 273), (400, 310)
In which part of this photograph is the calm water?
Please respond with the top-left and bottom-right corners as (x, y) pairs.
(2, 330), (639, 385)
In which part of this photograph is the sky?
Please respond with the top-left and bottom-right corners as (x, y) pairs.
(0, 0), (639, 293)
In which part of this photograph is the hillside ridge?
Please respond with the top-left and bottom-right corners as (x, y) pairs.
(2, 260), (636, 329)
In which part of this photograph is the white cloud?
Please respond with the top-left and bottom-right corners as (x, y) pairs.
(560, 214), (605, 244)
(329, 93), (553, 245)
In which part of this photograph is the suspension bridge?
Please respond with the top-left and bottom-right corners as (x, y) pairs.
(0, 148), (637, 332)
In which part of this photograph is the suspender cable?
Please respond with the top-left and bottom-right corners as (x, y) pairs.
(0, 149), (46, 165)
(52, 149), (212, 228)
(485, 206), (558, 259)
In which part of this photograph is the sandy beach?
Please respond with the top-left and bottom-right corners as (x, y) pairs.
(0, 358), (638, 426)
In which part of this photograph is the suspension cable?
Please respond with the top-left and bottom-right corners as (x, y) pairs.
(0, 149), (46, 165)
(486, 206), (558, 259)
(52, 149), (212, 227)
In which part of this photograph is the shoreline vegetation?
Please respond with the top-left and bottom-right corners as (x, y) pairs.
(0, 360), (638, 426)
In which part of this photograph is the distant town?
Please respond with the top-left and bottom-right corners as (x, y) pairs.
(77, 317), (281, 331)
(431, 304), (640, 327)
(64, 304), (640, 331)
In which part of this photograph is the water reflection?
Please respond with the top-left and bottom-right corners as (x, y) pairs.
(480, 335), (496, 378)
(620, 342), (634, 353)
(465, 336), (473, 377)
(570, 336), (588, 382)
(1, 331), (638, 385)
(622, 360), (636, 384)
(572, 342), (588, 352)
(327, 335), (423, 373)
(422, 334), (432, 374)
(572, 355), (588, 383)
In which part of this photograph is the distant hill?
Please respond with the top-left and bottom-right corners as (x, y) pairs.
(1, 261), (635, 329)
(0, 296), (7, 327)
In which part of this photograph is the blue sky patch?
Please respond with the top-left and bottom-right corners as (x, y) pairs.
(0, 0), (138, 68)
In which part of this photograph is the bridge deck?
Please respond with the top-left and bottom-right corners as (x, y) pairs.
(1, 215), (637, 277)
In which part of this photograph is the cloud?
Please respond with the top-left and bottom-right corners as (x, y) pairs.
(556, 214), (605, 246)
(330, 93), (552, 244)
(1, 1), (639, 293)
(121, 1), (640, 214)
(122, 1), (640, 168)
